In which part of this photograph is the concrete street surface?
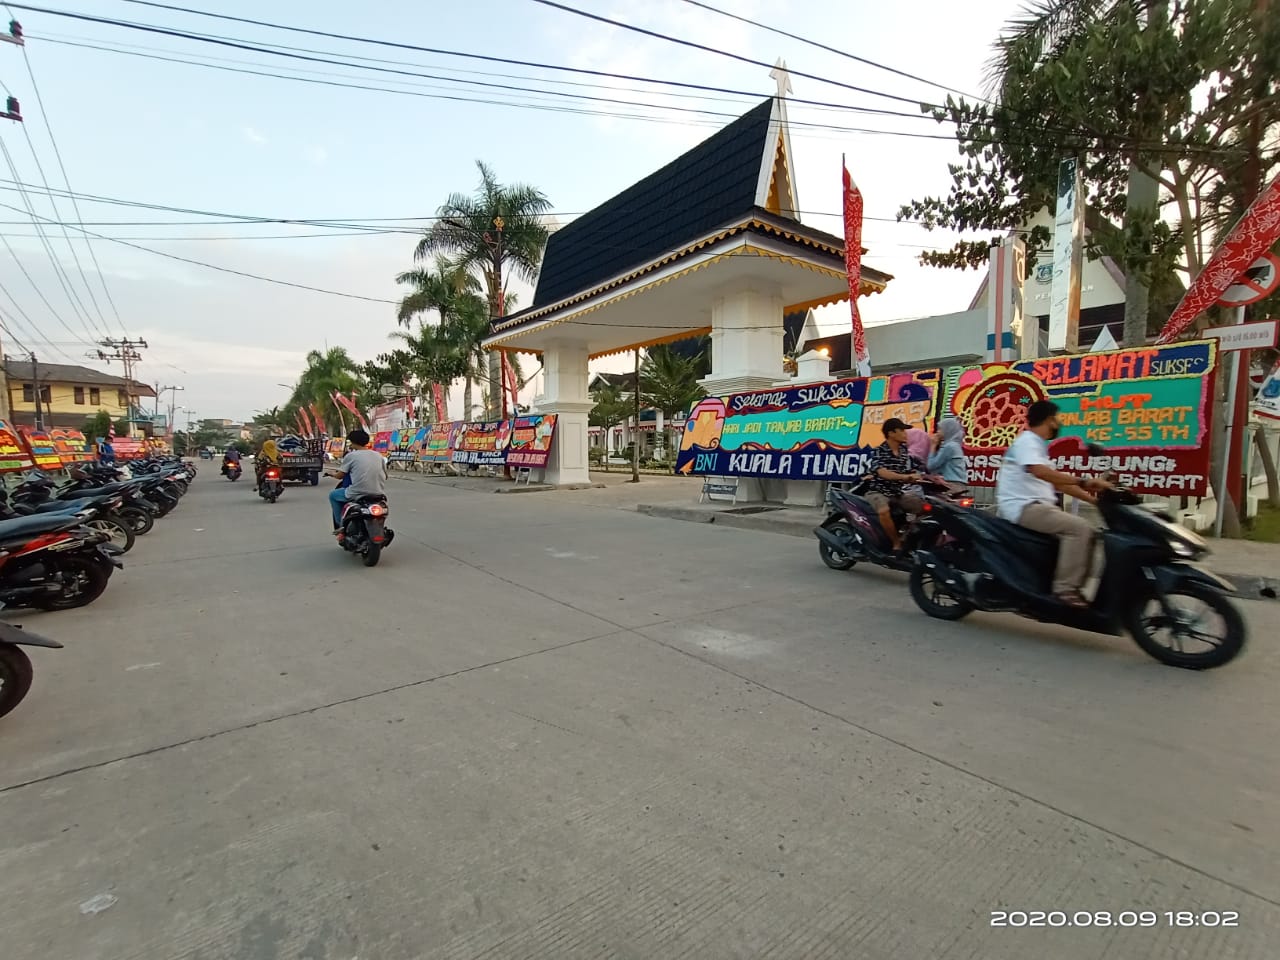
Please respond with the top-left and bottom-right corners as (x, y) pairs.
(2, 473), (1278, 959)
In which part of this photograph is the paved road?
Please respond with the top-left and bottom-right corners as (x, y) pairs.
(2, 474), (1277, 959)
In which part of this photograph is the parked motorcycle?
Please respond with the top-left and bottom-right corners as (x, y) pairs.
(910, 485), (1245, 670)
(0, 489), (135, 553)
(11, 473), (162, 533)
(814, 475), (974, 574)
(337, 494), (394, 567)
(258, 465), (284, 503)
(221, 459), (242, 481)
(0, 513), (123, 610)
(0, 621), (60, 719)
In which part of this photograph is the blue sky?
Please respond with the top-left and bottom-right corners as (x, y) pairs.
(0, 0), (1022, 420)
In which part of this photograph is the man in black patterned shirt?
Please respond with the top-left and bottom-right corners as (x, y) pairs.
(866, 417), (926, 552)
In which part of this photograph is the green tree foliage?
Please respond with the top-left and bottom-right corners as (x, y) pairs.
(413, 161), (551, 418)
(899, 0), (1279, 336)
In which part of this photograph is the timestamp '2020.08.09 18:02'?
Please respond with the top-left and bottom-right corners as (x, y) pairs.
(990, 910), (1239, 928)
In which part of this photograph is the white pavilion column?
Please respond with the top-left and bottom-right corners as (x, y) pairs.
(539, 341), (593, 486)
(699, 282), (786, 501)
(778, 350), (836, 507)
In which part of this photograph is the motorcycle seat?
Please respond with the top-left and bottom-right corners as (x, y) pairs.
(982, 513), (1060, 552)
(0, 513), (85, 538)
(354, 494), (388, 505)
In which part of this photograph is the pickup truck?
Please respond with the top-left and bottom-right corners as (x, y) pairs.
(276, 436), (324, 486)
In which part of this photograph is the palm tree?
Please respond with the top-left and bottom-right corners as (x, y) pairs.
(290, 347), (363, 434)
(395, 255), (490, 419)
(641, 344), (706, 457)
(414, 161), (551, 418)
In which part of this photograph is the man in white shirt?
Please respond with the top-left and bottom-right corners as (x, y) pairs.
(996, 400), (1111, 607)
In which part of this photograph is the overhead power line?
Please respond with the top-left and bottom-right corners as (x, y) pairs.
(15, 5), (1234, 157)
(13, 30), (129, 334)
(527, 0), (928, 108)
(0, 198), (397, 304)
(676, 0), (985, 103)
(0, 177), (929, 228)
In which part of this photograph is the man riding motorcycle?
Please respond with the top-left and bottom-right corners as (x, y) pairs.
(995, 399), (1113, 608)
(324, 429), (387, 535)
(221, 447), (241, 474)
(866, 417), (928, 554)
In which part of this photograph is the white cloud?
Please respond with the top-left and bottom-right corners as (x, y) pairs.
(241, 126), (268, 145)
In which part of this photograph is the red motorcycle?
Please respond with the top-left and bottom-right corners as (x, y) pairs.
(0, 513), (123, 610)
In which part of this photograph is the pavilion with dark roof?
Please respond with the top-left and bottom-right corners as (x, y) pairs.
(484, 63), (893, 486)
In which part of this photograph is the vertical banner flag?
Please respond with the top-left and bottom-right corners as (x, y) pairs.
(330, 391), (348, 434)
(502, 351), (519, 415)
(1158, 172), (1280, 343)
(1048, 156), (1084, 353)
(310, 403), (326, 436)
(842, 161), (870, 377)
(432, 383), (447, 422)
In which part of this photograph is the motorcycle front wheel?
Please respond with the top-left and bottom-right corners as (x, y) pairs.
(0, 644), (33, 718)
(1125, 581), (1245, 670)
(34, 555), (112, 611)
(908, 560), (973, 621)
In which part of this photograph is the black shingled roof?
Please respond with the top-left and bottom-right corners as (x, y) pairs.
(532, 99), (776, 307)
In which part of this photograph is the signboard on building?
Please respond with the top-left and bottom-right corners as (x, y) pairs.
(676, 341), (1218, 496)
(1202, 319), (1278, 352)
(1048, 156), (1085, 352)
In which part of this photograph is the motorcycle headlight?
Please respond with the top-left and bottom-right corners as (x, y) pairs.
(1171, 539), (1196, 559)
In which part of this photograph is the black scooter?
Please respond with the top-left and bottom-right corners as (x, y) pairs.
(0, 621), (60, 718)
(221, 459), (242, 481)
(910, 486), (1246, 670)
(814, 474), (974, 574)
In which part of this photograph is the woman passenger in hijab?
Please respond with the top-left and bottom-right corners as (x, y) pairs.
(905, 427), (932, 469)
(928, 417), (968, 484)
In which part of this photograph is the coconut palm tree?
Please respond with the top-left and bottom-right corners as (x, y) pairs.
(414, 161), (551, 418)
(290, 347), (363, 434)
(395, 255), (490, 418)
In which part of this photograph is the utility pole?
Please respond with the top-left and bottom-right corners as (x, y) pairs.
(95, 337), (147, 437)
(29, 352), (43, 431)
(1, 21), (24, 123)
(157, 384), (183, 438)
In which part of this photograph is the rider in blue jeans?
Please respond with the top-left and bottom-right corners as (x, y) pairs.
(325, 429), (387, 532)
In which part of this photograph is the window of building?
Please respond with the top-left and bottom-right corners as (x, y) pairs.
(90, 387), (101, 405)
(21, 384), (51, 403)
(117, 390), (127, 407)
(74, 386), (85, 405)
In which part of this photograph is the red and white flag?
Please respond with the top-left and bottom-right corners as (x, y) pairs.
(107, 421), (116, 441)
(842, 161), (871, 377)
(1157, 172), (1280, 343)
(431, 383), (447, 422)
(502, 351), (519, 418)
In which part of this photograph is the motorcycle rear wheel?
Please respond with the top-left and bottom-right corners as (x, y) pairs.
(818, 520), (857, 571)
(1125, 581), (1245, 670)
(34, 555), (111, 611)
(119, 506), (154, 536)
(362, 542), (382, 567)
(0, 644), (33, 718)
(87, 515), (135, 554)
